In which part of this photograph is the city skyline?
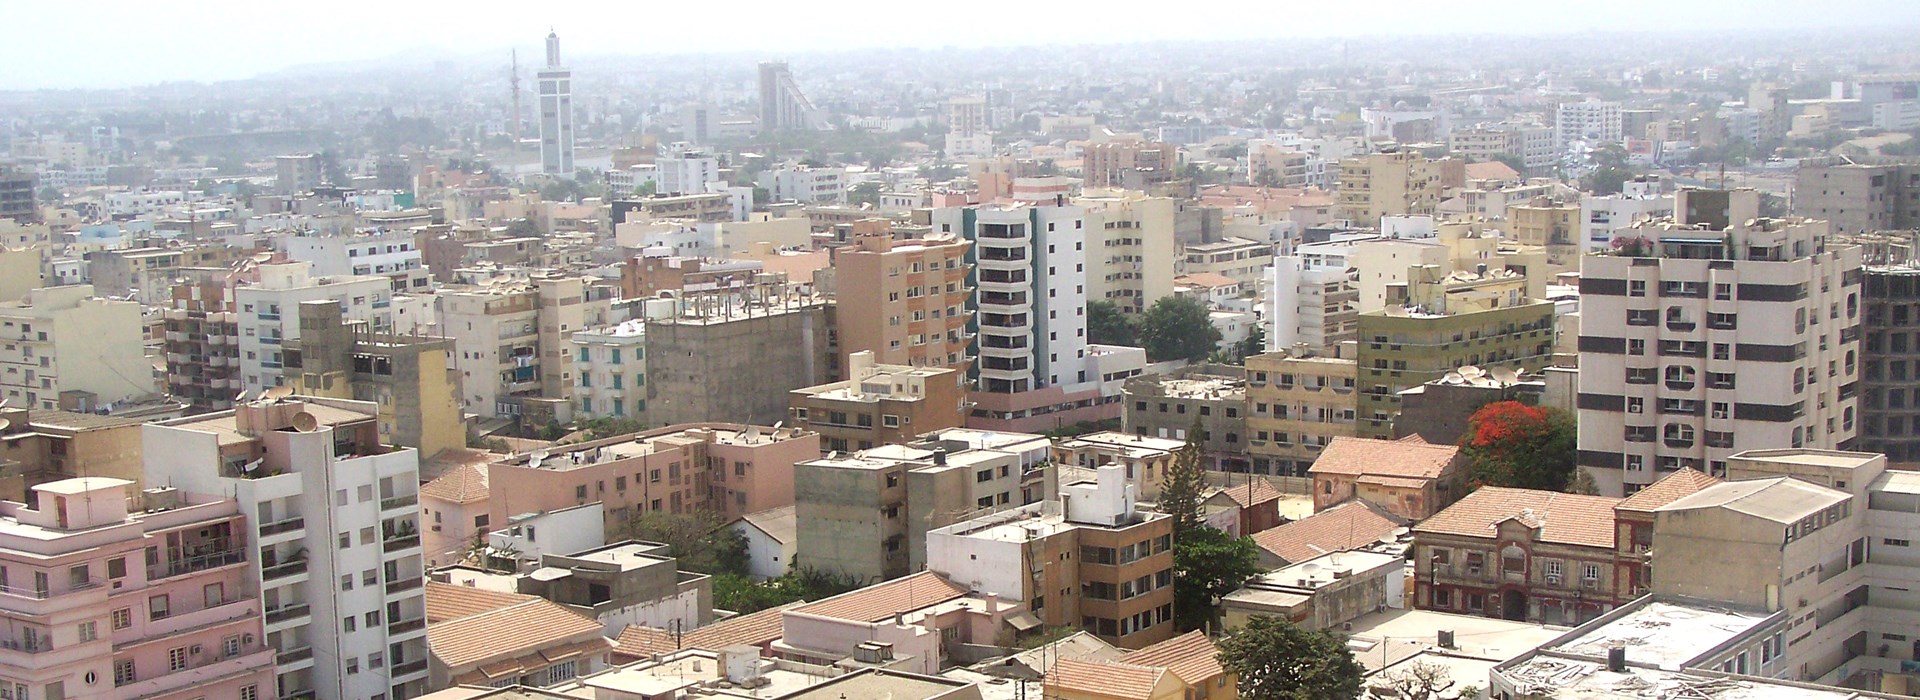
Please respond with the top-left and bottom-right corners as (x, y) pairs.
(3, 0), (1920, 90)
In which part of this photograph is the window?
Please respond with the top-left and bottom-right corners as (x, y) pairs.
(240, 686), (257, 700)
(148, 595), (169, 621)
(168, 646), (188, 671)
(370, 651), (384, 668)
(107, 557), (126, 579)
(77, 620), (96, 642)
(114, 659), (135, 686)
(111, 607), (131, 630)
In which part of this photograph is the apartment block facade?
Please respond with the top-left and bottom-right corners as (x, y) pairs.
(438, 275), (615, 422)
(1079, 191), (1178, 315)
(285, 300), (463, 459)
(1083, 141), (1178, 189)
(789, 351), (969, 453)
(0, 478), (277, 700)
(145, 397), (429, 700)
(1244, 343), (1360, 477)
(1355, 268), (1556, 439)
(0, 284), (155, 411)
(831, 230), (973, 371)
(927, 464), (1177, 649)
(1577, 189), (1861, 496)
(1336, 149), (1441, 227)
(234, 263), (393, 395)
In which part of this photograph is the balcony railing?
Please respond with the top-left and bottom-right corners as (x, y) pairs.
(265, 604), (311, 625)
(276, 646), (313, 665)
(149, 548), (246, 580)
(393, 659), (428, 676)
(0, 578), (100, 600)
(379, 493), (417, 511)
(262, 560), (307, 581)
(388, 616), (426, 635)
(382, 534), (420, 553)
(386, 577), (423, 595)
(259, 517), (304, 537)
(0, 637), (53, 654)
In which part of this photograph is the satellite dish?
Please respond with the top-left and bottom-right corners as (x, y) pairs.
(291, 411), (320, 433)
(772, 421), (784, 431)
(0, 398), (10, 409)
(262, 385), (295, 402)
(529, 449), (550, 468)
(1490, 366), (1520, 384)
(234, 390), (251, 403)
(1443, 372), (1463, 384)
(1458, 365), (1483, 379)
(0, 418), (11, 433)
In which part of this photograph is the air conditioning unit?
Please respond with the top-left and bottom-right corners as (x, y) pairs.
(190, 644), (204, 655)
(1583, 578), (1599, 589)
(1546, 574), (1561, 585)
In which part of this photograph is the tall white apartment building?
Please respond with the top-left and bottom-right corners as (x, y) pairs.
(280, 228), (430, 292)
(1580, 176), (1674, 252)
(235, 263), (392, 394)
(946, 96), (993, 159)
(0, 284), (155, 411)
(1576, 189), (1862, 496)
(756, 165), (847, 205)
(656, 145), (721, 196)
(1265, 237), (1361, 352)
(1078, 190), (1177, 315)
(538, 31), (576, 177)
(1556, 99), (1623, 150)
(438, 275), (614, 421)
(144, 396), (429, 700)
(932, 202), (1105, 433)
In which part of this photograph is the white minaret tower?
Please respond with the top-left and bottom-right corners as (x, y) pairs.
(538, 29), (575, 177)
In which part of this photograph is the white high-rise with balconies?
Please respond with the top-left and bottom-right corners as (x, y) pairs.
(932, 202), (1108, 432)
(143, 396), (428, 700)
(538, 30), (575, 177)
(1576, 188), (1862, 497)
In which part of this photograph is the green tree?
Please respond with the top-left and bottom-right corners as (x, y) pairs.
(711, 566), (863, 613)
(849, 181), (884, 207)
(1491, 153), (1527, 176)
(634, 180), (657, 197)
(622, 511), (749, 576)
(1139, 296), (1223, 362)
(1172, 526), (1260, 632)
(504, 218), (538, 237)
(1582, 166), (1630, 195)
(1087, 300), (1139, 347)
(1236, 324), (1266, 361)
(1219, 616), (1365, 700)
(1160, 417), (1209, 534)
(1458, 401), (1579, 492)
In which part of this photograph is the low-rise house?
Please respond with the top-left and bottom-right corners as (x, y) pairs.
(1051, 431), (1184, 500)
(1250, 498), (1409, 569)
(1119, 630), (1238, 700)
(1202, 479), (1285, 536)
(1307, 436), (1465, 519)
(1222, 550), (1402, 631)
(425, 593), (612, 691)
(1044, 658), (1185, 700)
(734, 505), (798, 581)
(774, 571), (1015, 675)
(1413, 488), (1627, 625)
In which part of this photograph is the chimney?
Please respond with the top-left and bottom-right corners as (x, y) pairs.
(1607, 646), (1627, 673)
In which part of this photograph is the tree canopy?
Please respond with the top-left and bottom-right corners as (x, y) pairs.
(1458, 401), (1579, 492)
(1139, 296), (1222, 363)
(1088, 300), (1140, 347)
(1172, 525), (1261, 632)
(1219, 616), (1366, 700)
(621, 511), (748, 577)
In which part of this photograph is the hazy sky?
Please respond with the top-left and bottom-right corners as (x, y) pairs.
(3, 0), (1917, 90)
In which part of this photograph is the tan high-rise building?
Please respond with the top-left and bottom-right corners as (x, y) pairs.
(1336, 149), (1441, 227)
(1245, 342), (1360, 476)
(831, 229), (973, 370)
(1079, 190), (1178, 314)
(287, 300), (464, 459)
(1084, 141), (1179, 189)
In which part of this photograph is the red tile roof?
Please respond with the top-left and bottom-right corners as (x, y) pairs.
(427, 598), (607, 669)
(1121, 631), (1225, 687)
(683, 602), (804, 651)
(612, 625), (680, 659)
(421, 463), (490, 504)
(1464, 161), (1522, 182)
(1217, 479), (1282, 508)
(1414, 487), (1623, 549)
(1309, 436), (1460, 479)
(1616, 469), (1722, 513)
(425, 581), (538, 623)
(1251, 499), (1409, 564)
(1045, 658), (1169, 700)
(792, 571), (969, 623)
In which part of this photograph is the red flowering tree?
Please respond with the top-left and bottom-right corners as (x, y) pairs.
(1459, 401), (1578, 492)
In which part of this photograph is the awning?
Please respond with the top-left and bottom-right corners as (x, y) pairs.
(1005, 611), (1044, 632)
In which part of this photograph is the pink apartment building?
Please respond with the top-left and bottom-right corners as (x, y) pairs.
(0, 477), (276, 700)
(430, 424), (816, 560)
